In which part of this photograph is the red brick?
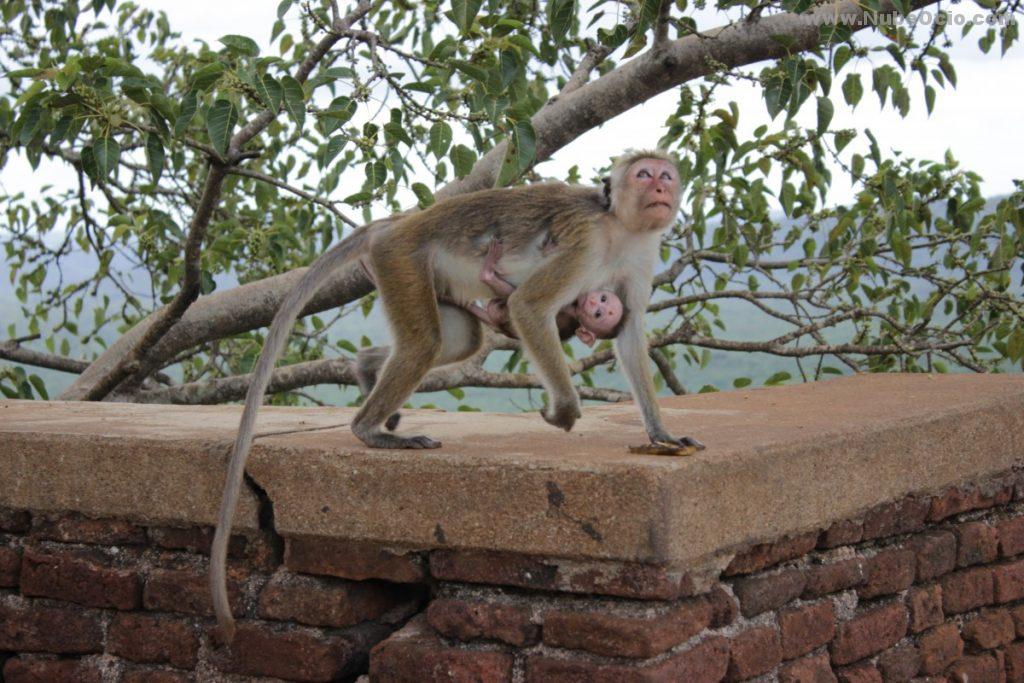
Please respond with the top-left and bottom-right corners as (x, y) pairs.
(121, 669), (192, 683)
(818, 519), (864, 549)
(907, 531), (957, 582)
(217, 621), (368, 682)
(0, 601), (103, 653)
(859, 549), (916, 599)
(371, 618), (513, 683)
(962, 608), (1015, 649)
(929, 484), (1003, 521)
(994, 559), (1024, 603)
(2, 656), (103, 683)
(1005, 640), (1024, 683)
(543, 597), (712, 658)
(0, 508), (31, 533)
(955, 521), (1000, 567)
(803, 558), (865, 598)
(835, 662), (882, 682)
(733, 568), (805, 617)
(525, 637), (730, 683)
(779, 653), (838, 683)
(998, 517), (1024, 558)
(877, 644), (921, 681)
(30, 512), (146, 546)
(724, 532), (818, 576)
(942, 567), (994, 613)
(831, 602), (908, 665)
(707, 584), (739, 627)
(427, 598), (539, 647)
(20, 547), (140, 610)
(288, 536), (426, 583)
(862, 496), (929, 540)
(726, 626), (782, 681)
(947, 654), (1000, 683)
(258, 572), (421, 629)
(918, 623), (964, 675)
(1010, 604), (1024, 637)
(908, 584), (945, 633)
(780, 600), (836, 660)
(147, 524), (230, 554)
(143, 567), (246, 617)
(429, 549), (691, 600)
(107, 613), (198, 668)
(0, 546), (20, 587)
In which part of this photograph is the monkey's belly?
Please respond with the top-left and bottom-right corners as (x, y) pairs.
(433, 249), (536, 303)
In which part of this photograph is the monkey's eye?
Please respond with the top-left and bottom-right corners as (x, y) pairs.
(637, 169), (652, 178)
(594, 311), (602, 318)
(660, 172), (673, 181)
(600, 294), (607, 302)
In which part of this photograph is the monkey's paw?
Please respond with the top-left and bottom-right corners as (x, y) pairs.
(541, 401), (581, 432)
(648, 431), (705, 451)
(361, 432), (442, 449)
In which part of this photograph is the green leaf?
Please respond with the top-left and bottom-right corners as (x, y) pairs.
(174, 91), (198, 136)
(191, 62), (225, 91)
(206, 98), (238, 156)
(495, 120), (536, 187)
(452, 60), (488, 84)
(319, 135), (345, 168)
(93, 137), (120, 178)
(815, 96), (833, 135)
(280, 75), (306, 128)
(145, 132), (165, 184)
(733, 377), (752, 388)
(15, 105), (42, 145)
(451, 144), (476, 178)
(429, 121), (453, 158)
(833, 45), (852, 72)
(924, 85), (936, 115)
(547, 0), (575, 45)
(842, 73), (863, 106)
(255, 73), (283, 111)
(450, 0), (484, 34)
(28, 374), (48, 400)
(765, 371), (792, 386)
(412, 182), (435, 208)
(200, 270), (217, 295)
(277, 0), (293, 18)
(366, 160), (386, 188)
(219, 34), (260, 56)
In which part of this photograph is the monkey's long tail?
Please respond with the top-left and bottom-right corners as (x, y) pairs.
(210, 228), (369, 643)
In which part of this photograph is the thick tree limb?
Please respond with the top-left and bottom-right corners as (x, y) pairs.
(1, 337), (88, 374)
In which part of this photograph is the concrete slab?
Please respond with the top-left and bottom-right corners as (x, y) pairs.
(1, 374), (1022, 567)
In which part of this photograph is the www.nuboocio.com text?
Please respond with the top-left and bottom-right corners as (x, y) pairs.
(800, 10), (1016, 27)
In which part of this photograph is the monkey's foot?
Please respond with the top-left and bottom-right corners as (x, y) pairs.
(361, 432), (441, 449)
(648, 431), (706, 451)
(628, 442), (698, 457)
(385, 412), (401, 431)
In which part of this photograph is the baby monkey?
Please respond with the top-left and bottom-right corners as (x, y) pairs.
(466, 237), (625, 346)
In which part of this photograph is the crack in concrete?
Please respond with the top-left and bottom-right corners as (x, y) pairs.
(252, 421), (350, 440)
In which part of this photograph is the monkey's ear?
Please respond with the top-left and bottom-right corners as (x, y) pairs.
(575, 327), (597, 347)
(601, 177), (612, 208)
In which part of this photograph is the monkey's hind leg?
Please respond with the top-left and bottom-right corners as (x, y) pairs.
(354, 347), (401, 431)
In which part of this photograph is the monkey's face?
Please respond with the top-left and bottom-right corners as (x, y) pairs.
(617, 158), (681, 231)
(576, 289), (623, 335)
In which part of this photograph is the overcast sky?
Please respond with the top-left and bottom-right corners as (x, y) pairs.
(2, 1), (1021, 207)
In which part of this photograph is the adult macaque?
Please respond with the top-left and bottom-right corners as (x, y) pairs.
(212, 150), (703, 641)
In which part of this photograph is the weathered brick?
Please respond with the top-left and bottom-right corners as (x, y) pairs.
(954, 521), (1000, 567)
(929, 484), (1003, 521)
(803, 558), (865, 598)
(818, 519), (864, 549)
(877, 644), (921, 681)
(993, 559), (1024, 603)
(0, 546), (21, 587)
(835, 662), (882, 683)
(962, 608), (1015, 649)
(108, 613), (199, 669)
(20, 546), (140, 610)
(1005, 640), (1024, 683)
(831, 603), (908, 666)
(998, 516), (1024, 558)
(2, 656), (103, 683)
(427, 598), (539, 647)
(0, 508), (31, 533)
(0, 601), (103, 653)
(371, 618), (513, 683)
(780, 600), (836, 660)
(707, 584), (739, 628)
(779, 653), (838, 683)
(121, 668), (192, 683)
(733, 568), (805, 617)
(288, 536), (426, 583)
(859, 549), (916, 599)
(429, 549), (691, 600)
(1010, 603), (1024, 637)
(543, 597), (712, 659)
(726, 626), (782, 681)
(143, 567), (246, 617)
(947, 654), (1000, 683)
(941, 567), (994, 614)
(525, 637), (729, 683)
(908, 584), (944, 633)
(30, 512), (146, 546)
(148, 524), (224, 554)
(907, 531), (957, 582)
(724, 532), (818, 576)
(217, 621), (368, 682)
(258, 572), (421, 629)
(862, 496), (928, 540)
(918, 623), (963, 675)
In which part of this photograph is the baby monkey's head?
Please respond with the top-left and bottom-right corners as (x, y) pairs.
(574, 289), (625, 346)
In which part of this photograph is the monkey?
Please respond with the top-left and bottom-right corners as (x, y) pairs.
(212, 150), (704, 642)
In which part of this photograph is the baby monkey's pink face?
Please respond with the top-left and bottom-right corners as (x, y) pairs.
(575, 289), (623, 346)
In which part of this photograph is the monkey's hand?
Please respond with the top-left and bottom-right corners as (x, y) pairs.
(541, 398), (581, 432)
(648, 428), (705, 451)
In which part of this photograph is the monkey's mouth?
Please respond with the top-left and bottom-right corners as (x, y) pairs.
(646, 202), (672, 209)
